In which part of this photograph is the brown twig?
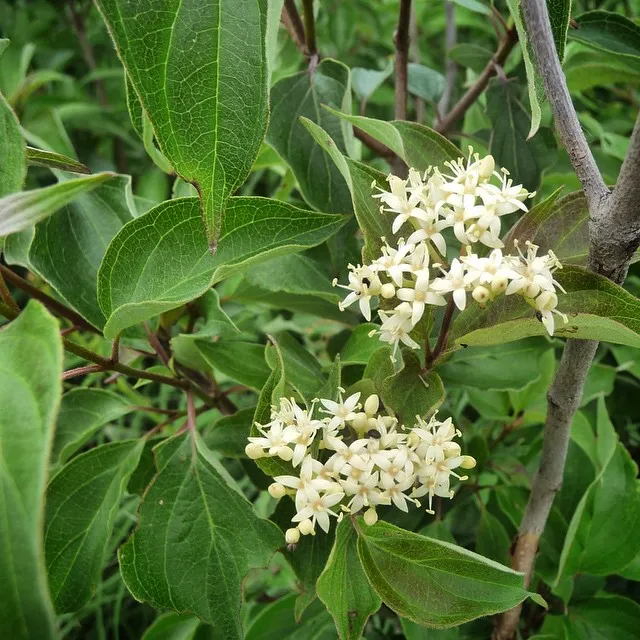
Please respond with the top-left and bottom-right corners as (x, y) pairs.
(354, 127), (395, 159)
(430, 298), (455, 363)
(301, 0), (317, 58)
(0, 269), (19, 314)
(282, 0), (306, 55)
(62, 363), (105, 380)
(144, 321), (171, 366)
(409, 2), (424, 123)
(436, 26), (518, 135)
(394, 0), (412, 121)
(0, 265), (100, 334)
(437, 1), (457, 120)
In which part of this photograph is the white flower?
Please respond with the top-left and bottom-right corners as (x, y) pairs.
(340, 471), (389, 513)
(505, 241), (563, 299)
(373, 241), (413, 286)
(248, 420), (297, 457)
(292, 486), (345, 533)
(373, 174), (430, 233)
(397, 273), (447, 326)
(320, 390), (361, 430)
(381, 475), (417, 512)
(274, 456), (336, 511)
(443, 206), (477, 245)
(406, 217), (448, 256)
(334, 264), (382, 321)
(430, 258), (468, 310)
(325, 438), (370, 475)
(533, 290), (568, 336)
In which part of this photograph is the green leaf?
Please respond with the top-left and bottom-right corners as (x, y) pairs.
(486, 79), (554, 191)
(317, 518), (381, 640)
(119, 432), (282, 639)
(0, 301), (61, 640)
(449, 265), (640, 349)
(25, 146), (91, 174)
(407, 64), (445, 102)
(95, 0), (269, 246)
(204, 408), (254, 458)
(564, 49), (640, 92)
(51, 389), (133, 467)
(448, 44), (493, 74)
(476, 509), (511, 566)
(438, 338), (548, 391)
(505, 0), (543, 137)
(351, 63), (393, 101)
(244, 593), (334, 640)
(141, 612), (205, 640)
(356, 519), (539, 627)
(566, 594), (640, 639)
(267, 58), (353, 213)
(0, 89), (25, 198)
(547, 0), (572, 62)
(340, 323), (384, 365)
(326, 108), (460, 172)
(300, 117), (392, 260)
(196, 340), (271, 391)
(400, 618), (462, 640)
(0, 171), (113, 238)
(97, 197), (347, 339)
(45, 440), (144, 613)
(28, 174), (135, 328)
(181, 290), (239, 340)
(571, 11), (640, 59)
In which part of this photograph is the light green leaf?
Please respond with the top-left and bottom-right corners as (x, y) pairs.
(449, 265), (640, 349)
(0, 172), (113, 237)
(267, 58), (353, 213)
(326, 108), (460, 172)
(317, 518), (381, 640)
(196, 340), (270, 391)
(203, 408), (254, 458)
(407, 63), (445, 102)
(45, 440), (144, 613)
(450, 0), (490, 15)
(486, 79), (554, 190)
(300, 117), (392, 260)
(352, 63), (393, 101)
(97, 197), (347, 339)
(356, 519), (541, 628)
(95, 0), (269, 247)
(141, 612), (205, 640)
(476, 509), (511, 565)
(0, 89), (25, 198)
(571, 11), (640, 59)
(505, 0), (543, 138)
(25, 147), (90, 174)
(0, 301), (61, 640)
(340, 323), (384, 365)
(119, 432), (282, 639)
(438, 338), (548, 391)
(448, 43), (493, 73)
(28, 174), (135, 328)
(564, 49), (640, 92)
(51, 389), (133, 467)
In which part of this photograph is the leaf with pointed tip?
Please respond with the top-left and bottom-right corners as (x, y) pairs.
(317, 518), (381, 640)
(51, 389), (133, 467)
(267, 58), (353, 214)
(356, 519), (543, 628)
(571, 11), (640, 59)
(352, 63), (393, 101)
(0, 172), (114, 237)
(25, 147), (90, 174)
(0, 301), (61, 640)
(325, 108), (459, 172)
(119, 432), (282, 639)
(196, 341), (271, 391)
(0, 89), (25, 197)
(449, 265), (640, 350)
(407, 64), (445, 102)
(28, 174), (135, 328)
(97, 197), (347, 339)
(45, 440), (144, 613)
(95, 0), (269, 247)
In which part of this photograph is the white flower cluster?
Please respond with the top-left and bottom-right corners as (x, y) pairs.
(333, 149), (567, 358)
(245, 391), (476, 543)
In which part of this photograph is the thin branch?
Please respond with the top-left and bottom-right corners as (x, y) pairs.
(0, 265), (100, 334)
(111, 335), (120, 363)
(409, 2), (424, 123)
(394, 0), (412, 121)
(144, 321), (171, 366)
(431, 298), (455, 362)
(437, 2), (457, 119)
(0, 269), (19, 314)
(436, 26), (518, 135)
(301, 0), (316, 58)
(282, 0), (306, 55)
(494, 1), (640, 637)
(62, 363), (105, 380)
(354, 127), (395, 159)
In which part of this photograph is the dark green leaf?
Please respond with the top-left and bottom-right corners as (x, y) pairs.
(317, 518), (381, 640)
(51, 388), (133, 466)
(547, 0), (572, 62)
(0, 172), (113, 237)
(45, 440), (144, 613)
(95, 0), (269, 246)
(0, 301), (61, 639)
(340, 323), (384, 365)
(571, 11), (640, 59)
(267, 59), (353, 213)
(566, 594), (640, 639)
(97, 197), (347, 339)
(476, 509), (511, 566)
(0, 89), (25, 197)
(141, 612), (210, 640)
(25, 147), (90, 174)
(448, 44), (493, 74)
(196, 340), (270, 391)
(119, 432), (282, 639)
(356, 519), (541, 627)
(203, 408), (254, 458)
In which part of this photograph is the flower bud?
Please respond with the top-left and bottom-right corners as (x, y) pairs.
(364, 394), (380, 416)
(460, 455), (477, 469)
(245, 443), (264, 459)
(268, 482), (286, 499)
(380, 283), (396, 299)
(524, 282), (540, 299)
(285, 527), (300, 544)
(363, 507), (378, 526)
(490, 275), (508, 294)
(277, 446), (293, 461)
(479, 154), (495, 180)
(444, 442), (462, 458)
(379, 415), (396, 428)
(351, 412), (369, 431)
(472, 286), (490, 304)
(298, 518), (314, 535)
